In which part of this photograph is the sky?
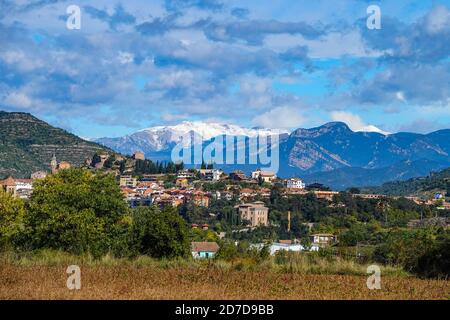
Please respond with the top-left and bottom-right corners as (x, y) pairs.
(0, 0), (449, 138)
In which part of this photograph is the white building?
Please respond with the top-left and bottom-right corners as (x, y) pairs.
(269, 243), (305, 255)
(309, 234), (337, 247)
(0, 178), (33, 199)
(177, 169), (195, 179)
(251, 169), (276, 183)
(284, 178), (306, 189)
(199, 169), (223, 181)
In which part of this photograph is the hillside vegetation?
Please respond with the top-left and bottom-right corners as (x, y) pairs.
(0, 111), (110, 178)
(364, 167), (450, 197)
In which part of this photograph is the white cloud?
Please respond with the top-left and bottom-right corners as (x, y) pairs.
(3, 92), (32, 108)
(117, 51), (134, 64)
(330, 111), (390, 134)
(425, 5), (450, 34)
(396, 91), (406, 102)
(161, 112), (191, 122)
(252, 106), (306, 129)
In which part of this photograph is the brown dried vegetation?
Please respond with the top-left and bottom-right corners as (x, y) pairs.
(1, 263), (448, 300)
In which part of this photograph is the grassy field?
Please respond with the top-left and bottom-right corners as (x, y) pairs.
(1, 264), (449, 299)
(1, 251), (449, 300)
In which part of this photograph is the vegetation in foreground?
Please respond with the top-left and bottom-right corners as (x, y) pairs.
(0, 249), (448, 300)
(0, 251), (449, 300)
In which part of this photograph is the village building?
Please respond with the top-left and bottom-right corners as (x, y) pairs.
(284, 178), (306, 189)
(212, 190), (234, 201)
(153, 193), (184, 208)
(199, 169), (223, 181)
(309, 233), (337, 247)
(314, 190), (339, 201)
(352, 193), (386, 200)
(119, 175), (137, 188)
(269, 242), (305, 255)
(239, 188), (258, 198)
(31, 171), (47, 180)
(132, 151), (145, 161)
(0, 177), (17, 196)
(191, 242), (219, 259)
(235, 201), (269, 227)
(229, 170), (247, 181)
(141, 174), (166, 182)
(0, 177), (33, 199)
(50, 154), (71, 174)
(177, 169), (195, 180)
(192, 194), (210, 207)
(176, 178), (189, 188)
(251, 169), (276, 183)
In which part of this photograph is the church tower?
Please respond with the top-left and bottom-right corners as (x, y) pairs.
(50, 154), (58, 174)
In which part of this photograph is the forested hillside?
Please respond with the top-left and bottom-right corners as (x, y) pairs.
(0, 111), (110, 178)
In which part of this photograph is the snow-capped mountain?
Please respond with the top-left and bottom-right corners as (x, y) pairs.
(95, 121), (287, 158)
(95, 120), (450, 189)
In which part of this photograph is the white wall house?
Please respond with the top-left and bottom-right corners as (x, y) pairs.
(269, 243), (305, 255)
(284, 178), (306, 189)
(251, 169), (276, 183)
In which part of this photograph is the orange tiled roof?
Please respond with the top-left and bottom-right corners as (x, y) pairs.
(191, 242), (219, 253)
(0, 177), (15, 186)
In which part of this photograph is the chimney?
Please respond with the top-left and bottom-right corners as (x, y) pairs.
(287, 211), (291, 232)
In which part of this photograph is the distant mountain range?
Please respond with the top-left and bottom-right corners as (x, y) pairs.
(1, 111), (449, 189)
(96, 121), (450, 189)
(95, 121), (287, 161)
(279, 122), (450, 189)
(0, 111), (110, 178)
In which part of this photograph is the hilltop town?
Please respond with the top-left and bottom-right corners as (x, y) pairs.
(2, 150), (449, 260)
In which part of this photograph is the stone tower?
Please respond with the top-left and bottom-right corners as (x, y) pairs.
(50, 153), (58, 174)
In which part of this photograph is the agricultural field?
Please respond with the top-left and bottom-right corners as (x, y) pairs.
(1, 254), (448, 300)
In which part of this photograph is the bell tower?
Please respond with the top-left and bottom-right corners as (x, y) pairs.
(50, 153), (58, 174)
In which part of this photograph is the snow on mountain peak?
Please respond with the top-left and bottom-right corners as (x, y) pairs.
(108, 121), (287, 152)
(141, 121), (286, 138)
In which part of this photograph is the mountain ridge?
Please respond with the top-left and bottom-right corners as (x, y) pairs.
(96, 120), (450, 188)
(0, 111), (112, 178)
(362, 167), (450, 197)
(95, 121), (287, 155)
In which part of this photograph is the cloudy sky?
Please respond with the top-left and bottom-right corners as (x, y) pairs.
(1, 0), (449, 138)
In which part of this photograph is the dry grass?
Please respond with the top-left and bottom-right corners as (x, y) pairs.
(1, 263), (449, 300)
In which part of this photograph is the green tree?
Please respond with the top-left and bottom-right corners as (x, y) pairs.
(374, 228), (436, 271)
(131, 206), (190, 258)
(414, 232), (450, 278)
(189, 228), (219, 242)
(23, 168), (128, 256)
(90, 153), (102, 167)
(0, 189), (26, 248)
(215, 241), (239, 261)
